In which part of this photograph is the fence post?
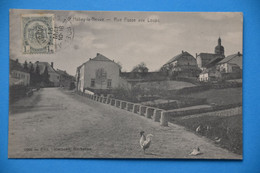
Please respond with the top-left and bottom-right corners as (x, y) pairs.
(140, 106), (147, 116)
(145, 107), (152, 119)
(153, 109), (161, 122)
(160, 111), (168, 126)
(106, 98), (110, 104)
(120, 101), (124, 109)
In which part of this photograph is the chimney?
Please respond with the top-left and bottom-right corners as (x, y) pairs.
(182, 50), (184, 54)
(97, 53), (100, 56)
(238, 52), (241, 56)
(36, 61), (39, 63)
(196, 53), (198, 58)
(51, 62), (53, 68)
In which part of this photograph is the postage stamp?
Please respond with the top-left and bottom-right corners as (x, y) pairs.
(21, 14), (55, 54)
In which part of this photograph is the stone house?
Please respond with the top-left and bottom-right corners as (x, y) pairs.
(161, 51), (201, 78)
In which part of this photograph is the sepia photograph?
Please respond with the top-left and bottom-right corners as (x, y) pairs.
(9, 9), (243, 159)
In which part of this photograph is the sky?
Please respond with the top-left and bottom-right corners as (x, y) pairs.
(10, 10), (243, 75)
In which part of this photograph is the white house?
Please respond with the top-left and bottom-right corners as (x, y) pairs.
(199, 69), (221, 82)
(76, 53), (128, 92)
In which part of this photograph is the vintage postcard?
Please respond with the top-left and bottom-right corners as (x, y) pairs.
(9, 9), (243, 159)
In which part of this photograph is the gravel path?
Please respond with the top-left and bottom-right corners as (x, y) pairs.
(8, 88), (242, 159)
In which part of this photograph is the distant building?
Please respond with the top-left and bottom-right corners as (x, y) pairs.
(199, 68), (222, 82)
(217, 52), (242, 73)
(76, 53), (129, 92)
(217, 52), (242, 79)
(161, 51), (201, 78)
(196, 37), (225, 70)
(9, 59), (30, 86)
(33, 61), (60, 87)
(56, 69), (76, 89)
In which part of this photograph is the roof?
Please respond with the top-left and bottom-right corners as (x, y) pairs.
(10, 59), (29, 73)
(218, 52), (243, 69)
(91, 53), (113, 62)
(56, 69), (75, 79)
(33, 62), (58, 74)
(56, 69), (68, 75)
(78, 53), (118, 69)
(197, 53), (224, 67)
(165, 51), (195, 65)
(205, 56), (224, 68)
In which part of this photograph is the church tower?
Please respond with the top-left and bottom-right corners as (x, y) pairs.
(215, 37), (225, 55)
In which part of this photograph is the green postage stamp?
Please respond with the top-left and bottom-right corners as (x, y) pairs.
(21, 14), (55, 54)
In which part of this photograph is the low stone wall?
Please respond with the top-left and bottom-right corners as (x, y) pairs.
(178, 107), (242, 120)
(79, 92), (242, 127)
(80, 92), (168, 126)
(166, 105), (242, 118)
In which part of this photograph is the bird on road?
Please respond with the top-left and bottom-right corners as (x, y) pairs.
(139, 131), (153, 154)
(189, 147), (202, 156)
(196, 125), (201, 133)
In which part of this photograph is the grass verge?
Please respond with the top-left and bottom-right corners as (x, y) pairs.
(171, 114), (242, 155)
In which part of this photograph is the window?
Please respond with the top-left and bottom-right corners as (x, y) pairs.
(91, 79), (95, 87)
(107, 79), (112, 88)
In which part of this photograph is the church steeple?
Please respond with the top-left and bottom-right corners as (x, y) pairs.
(215, 37), (224, 56)
(218, 37), (221, 46)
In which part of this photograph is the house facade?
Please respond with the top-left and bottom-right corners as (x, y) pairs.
(10, 59), (30, 86)
(76, 53), (124, 92)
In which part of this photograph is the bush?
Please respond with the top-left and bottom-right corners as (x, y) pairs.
(9, 85), (28, 103)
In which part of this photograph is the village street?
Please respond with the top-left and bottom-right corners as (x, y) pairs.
(8, 88), (241, 159)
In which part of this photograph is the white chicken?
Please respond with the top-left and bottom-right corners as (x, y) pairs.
(139, 131), (153, 153)
(189, 147), (202, 156)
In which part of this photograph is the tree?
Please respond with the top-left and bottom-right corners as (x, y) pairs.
(42, 66), (50, 84)
(35, 63), (40, 76)
(132, 62), (149, 73)
(29, 62), (35, 85)
(116, 61), (122, 72)
(34, 63), (42, 84)
(29, 62), (34, 74)
(24, 61), (28, 71)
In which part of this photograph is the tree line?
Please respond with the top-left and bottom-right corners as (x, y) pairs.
(23, 61), (51, 87)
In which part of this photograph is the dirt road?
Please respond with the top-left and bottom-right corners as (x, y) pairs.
(8, 88), (241, 159)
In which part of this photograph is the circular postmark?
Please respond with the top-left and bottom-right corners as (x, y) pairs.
(53, 15), (75, 51)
